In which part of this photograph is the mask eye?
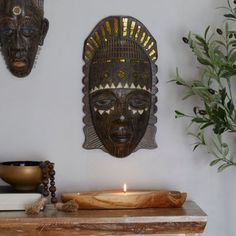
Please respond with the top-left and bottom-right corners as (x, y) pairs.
(92, 92), (116, 110)
(1, 27), (14, 37)
(21, 27), (35, 37)
(129, 98), (149, 109)
(95, 99), (114, 110)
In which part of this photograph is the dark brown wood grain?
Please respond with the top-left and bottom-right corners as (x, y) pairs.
(0, 0), (49, 77)
(83, 16), (158, 158)
(0, 201), (207, 236)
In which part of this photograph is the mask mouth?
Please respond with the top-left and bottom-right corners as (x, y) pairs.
(8, 48), (28, 68)
(110, 126), (132, 143)
(9, 57), (30, 77)
(9, 52), (29, 74)
(12, 59), (27, 69)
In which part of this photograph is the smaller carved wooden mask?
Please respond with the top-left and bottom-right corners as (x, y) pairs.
(0, 0), (49, 77)
(83, 16), (158, 158)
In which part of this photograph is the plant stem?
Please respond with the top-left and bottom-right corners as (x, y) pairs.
(227, 79), (233, 100)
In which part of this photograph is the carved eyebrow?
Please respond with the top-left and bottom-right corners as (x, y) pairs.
(0, 16), (40, 26)
(0, 18), (17, 30)
(0, 17), (15, 24)
(22, 16), (41, 25)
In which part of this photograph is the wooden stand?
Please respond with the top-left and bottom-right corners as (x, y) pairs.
(0, 201), (207, 236)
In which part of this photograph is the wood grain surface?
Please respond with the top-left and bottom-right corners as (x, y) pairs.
(0, 201), (207, 236)
(61, 190), (187, 209)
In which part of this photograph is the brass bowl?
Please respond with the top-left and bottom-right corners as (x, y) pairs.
(0, 161), (42, 192)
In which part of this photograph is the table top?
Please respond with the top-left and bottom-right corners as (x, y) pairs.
(0, 201), (207, 223)
(0, 201), (207, 235)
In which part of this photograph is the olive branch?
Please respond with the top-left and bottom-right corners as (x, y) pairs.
(173, 0), (236, 172)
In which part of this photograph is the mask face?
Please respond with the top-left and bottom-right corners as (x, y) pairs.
(0, 0), (49, 77)
(89, 42), (152, 157)
(90, 62), (151, 157)
(83, 16), (158, 158)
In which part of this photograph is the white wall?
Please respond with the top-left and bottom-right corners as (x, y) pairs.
(0, 0), (235, 235)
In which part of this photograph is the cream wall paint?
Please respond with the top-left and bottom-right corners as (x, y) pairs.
(0, 0), (235, 235)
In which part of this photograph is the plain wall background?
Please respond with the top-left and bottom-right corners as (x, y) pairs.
(0, 0), (236, 235)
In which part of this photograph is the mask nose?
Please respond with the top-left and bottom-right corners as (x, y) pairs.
(15, 29), (24, 50)
(16, 32), (21, 48)
(15, 50), (22, 58)
(13, 30), (26, 59)
(120, 115), (125, 121)
(116, 102), (128, 123)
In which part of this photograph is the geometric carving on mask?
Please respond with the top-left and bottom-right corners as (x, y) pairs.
(0, 0), (49, 77)
(83, 16), (158, 158)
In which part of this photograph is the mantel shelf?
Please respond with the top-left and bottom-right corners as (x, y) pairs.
(0, 201), (207, 236)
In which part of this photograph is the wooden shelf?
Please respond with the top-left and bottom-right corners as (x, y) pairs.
(0, 201), (207, 235)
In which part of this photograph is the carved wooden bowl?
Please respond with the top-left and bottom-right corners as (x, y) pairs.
(62, 190), (187, 209)
(0, 161), (42, 192)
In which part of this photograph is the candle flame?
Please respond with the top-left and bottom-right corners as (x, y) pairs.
(123, 183), (127, 193)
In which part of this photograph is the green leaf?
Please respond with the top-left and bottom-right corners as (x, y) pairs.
(229, 50), (236, 62)
(212, 136), (223, 153)
(228, 39), (236, 46)
(174, 68), (188, 86)
(182, 91), (195, 100)
(204, 26), (211, 39)
(221, 71), (236, 78)
(226, 0), (231, 8)
(176, 81), (185, 85)
(200, 122), (214, 129)
(222, 143), (229, 156)
(227, 47), (236, 57)
(216, 6), (231, 11)
(175, 110), (187, 118)
(197, 57), (212, 66)
(214, 40), (226, 47)
(224, 14), (236, 18)
(192, 117), (208, 123)
(193, 143), (201, 151)
(217, 107), (226, 120)
(218, 163), (233, 172)
(220, 88), (227, 103)
(195, 35), (207, 45)
(204, 102), (212, 114)
(225, 22), (229, 35)
(207, 32), (215, 44)
(227, 100), (235, 115)
(210, 159), (222, 166)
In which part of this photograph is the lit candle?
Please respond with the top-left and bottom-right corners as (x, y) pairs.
(123, 183), (127, 194)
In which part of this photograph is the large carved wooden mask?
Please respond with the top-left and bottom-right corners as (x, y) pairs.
(83, 16), (158, 158)
(0, 0), (49, 77)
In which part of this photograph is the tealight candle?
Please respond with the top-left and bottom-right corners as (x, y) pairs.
(123, 183), (127, 194)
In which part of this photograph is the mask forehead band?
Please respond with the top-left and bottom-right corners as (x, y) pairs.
(83, 16), (158, 64)
(89, 83), (151, 94)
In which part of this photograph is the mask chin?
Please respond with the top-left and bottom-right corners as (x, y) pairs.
(6, 50), (35, 77)
(9, 61), (30, 77)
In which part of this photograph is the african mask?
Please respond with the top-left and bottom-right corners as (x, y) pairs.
(0, 0), (49, 77)
(83, 16), (158, 158)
